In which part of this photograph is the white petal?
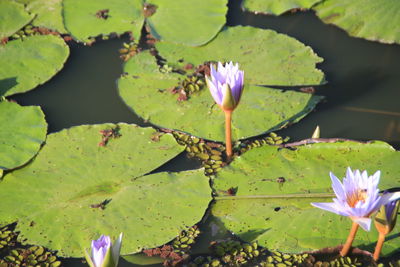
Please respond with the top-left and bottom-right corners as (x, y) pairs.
(352, 217), (371, 231)
(311, 202), (342, 215)
(112, 233), (123, 266)
(330, 172), (346, 201)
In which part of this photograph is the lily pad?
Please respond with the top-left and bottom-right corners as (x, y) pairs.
(0, 35), (69, 96)
(241, 0), (323, 15)
(0, 123), (212, 257)
(156, 26), (325, 86)
(211, 141), (400, 255)
(146, 0), (228, 46)
(118, 49), (323, 141)
(314, 0), (400, 44)
(0, 0), (33, 39)
(63, 0), (144, 43)
(16, 0), (67, 33)
(0, 100), (47, 173)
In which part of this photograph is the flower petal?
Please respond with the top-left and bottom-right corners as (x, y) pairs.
(330, 172), (346, 201)
(311, 202), (342, 215)
(352, 217), (371, 231)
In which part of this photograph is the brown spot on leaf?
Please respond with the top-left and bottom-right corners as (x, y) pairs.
(95, 9), (109, 19)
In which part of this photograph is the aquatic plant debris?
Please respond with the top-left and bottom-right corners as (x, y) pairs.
(211, 141), (400, 255)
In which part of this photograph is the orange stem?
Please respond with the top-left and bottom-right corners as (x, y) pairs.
(224, 110), (233, 159)
(340, 221), (359, 257)
(373, 233), (385, 261)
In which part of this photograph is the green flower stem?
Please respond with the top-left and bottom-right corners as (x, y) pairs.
(224, 110), (233, 158)
(373, 233), (385, 261)
(340, 221), (359, 256)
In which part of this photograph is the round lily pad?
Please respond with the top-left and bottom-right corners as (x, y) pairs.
(211, 141), (400, 255)
(241, 0), (323, 15)
(63, 0), (144, 43)
(118, 50), (323, 142)
(146, 0), (228, 46)
(16, 0), (67, 33)
(156, 26), (325, 86)
(0, 123), (212, 257)
(0, 0), (33, 39)
(314, 0), (400, 44)
(0, 100), (47, 173)
(0, 35), (69, 96)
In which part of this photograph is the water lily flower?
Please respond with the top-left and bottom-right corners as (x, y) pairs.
(206, 61), (244, 111)
(206, 61), (244, 158)
(373, 193), (400, 260)
(311, 168), (400, 256)
(85, 233), (123, 267)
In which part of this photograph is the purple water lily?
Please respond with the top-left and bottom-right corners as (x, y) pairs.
(311, 167), (399, 231)
(206, 61), (244, 111)
(85, 233), (123, 267)
(91, 235), (111, 267)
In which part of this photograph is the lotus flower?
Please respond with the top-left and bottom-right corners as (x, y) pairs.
(311, 167), (400, 231)
(85, 233), (123, 267)
(206, 61), (244, 111)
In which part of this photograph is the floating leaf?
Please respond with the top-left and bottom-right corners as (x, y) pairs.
(146, 0), (228, 46)
(16, 0), (67, 33)
(0, 100), (47, 173)
(241, 0), (323, 15)
(211, 141), (400, 255)
(156, 26), (325, 86)
(0, 0), (33, 39)
(118, 49), (323, 142)
(314, 0), (400, 44)
(0, 35), (69, 96)
(0, 123), (212, 257)
(63, 0), (144, 43)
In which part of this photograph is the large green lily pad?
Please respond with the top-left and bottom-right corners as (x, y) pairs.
(16, 0), (67, 33)
(0, 100), (47, 174)
(211, 141), (400, 255)
(314, 0), (400, 44)
(118, 47), (323, 141)
(0, 123), (212, 257)
(241, 0), (323, 15)
(156, 26), (325, 86)
(0, 0), (33, 39)
(146, 0), (227, 46)
(63, 0), (144, 43)
(0, 35), (69, 96)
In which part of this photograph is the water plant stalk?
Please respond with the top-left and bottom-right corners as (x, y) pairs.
(373, 233), (385, 261)
(340, 221), (359, 256)
(224, 110), (233, 158)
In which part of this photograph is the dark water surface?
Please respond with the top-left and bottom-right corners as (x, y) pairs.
(10, 0), (400, 266)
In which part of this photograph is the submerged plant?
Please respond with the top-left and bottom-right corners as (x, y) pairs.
(311, 167), (400, 256)
(206, 62), (244, 159)
(85, 233), (123, 267)
(373, 193), (400, 261)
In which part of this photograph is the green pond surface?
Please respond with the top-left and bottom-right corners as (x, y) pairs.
(8, 1), (400, 266)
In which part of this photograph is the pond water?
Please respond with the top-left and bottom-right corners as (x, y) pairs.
(9, 0), (400, 266)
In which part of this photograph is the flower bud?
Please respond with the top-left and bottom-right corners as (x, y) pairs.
(85, 233), (123, 267)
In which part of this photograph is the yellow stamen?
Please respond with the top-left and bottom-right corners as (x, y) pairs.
(347, 189), (367, 207)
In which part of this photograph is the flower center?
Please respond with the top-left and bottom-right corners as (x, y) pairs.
(347, 189), (368, 207)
